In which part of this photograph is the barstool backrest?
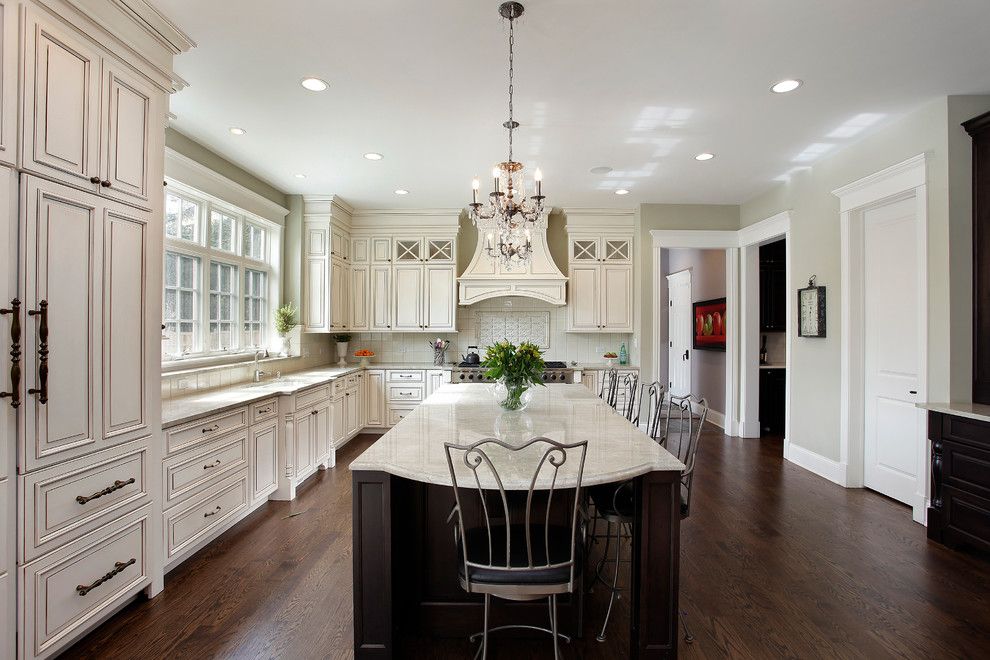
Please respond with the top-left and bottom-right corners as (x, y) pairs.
(599, 368), (619, 409)
(443, 437), (588, 590)
(619, 372), (640, 421)
(663, 394), (708, 517)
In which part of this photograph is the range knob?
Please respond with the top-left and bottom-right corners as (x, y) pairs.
(551, 373), (558, 381)
(468, 373), (475, 380)
(459, 373), (466, 380)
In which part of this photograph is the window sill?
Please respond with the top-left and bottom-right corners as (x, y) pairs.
(162, 353), (300, 376)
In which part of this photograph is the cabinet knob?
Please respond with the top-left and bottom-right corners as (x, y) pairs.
(89, 176), (101, 184)
(101, 180), (112, 188)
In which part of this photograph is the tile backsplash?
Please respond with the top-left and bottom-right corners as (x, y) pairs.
(349, 297), (636, 366)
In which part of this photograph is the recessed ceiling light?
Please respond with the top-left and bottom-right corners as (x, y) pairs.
(294, 173), (306, 179)
(300, 77), (329, 92)
(590, 166), (613, 174)
(615, 189), (630, 195)
(771, 79), (802, 94)
(695, 152), (715, 161)
(394, 189), (409, 195)
(229, 127), (246, 135)
(364, 152), (383, 161)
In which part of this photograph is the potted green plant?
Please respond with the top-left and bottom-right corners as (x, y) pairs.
(482, 340), (546, 411)
(274, 302), (297, 356)
(333, 333), (352, 367)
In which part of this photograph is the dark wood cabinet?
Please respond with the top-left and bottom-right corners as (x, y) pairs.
(759, 367), (786, 436)
(928, 411), (990, 553)
(964, 111), (990, 404)
(759, 240), (786, 332)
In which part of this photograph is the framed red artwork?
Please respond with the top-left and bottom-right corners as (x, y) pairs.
(693, 297), (726, 351)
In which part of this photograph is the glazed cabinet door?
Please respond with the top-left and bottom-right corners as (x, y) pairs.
(567, 265), (600, 331)
(330, 395), (345, 448)
(21, 7), (103, 190)
(313, 403), (331, 464)
(365, 370), (385, 427)
(600, 265), (633, 331)
(350, 264), (369, 331)
(302, 223), (329, 332)
(21, 177), (104, 472)
(345, 389), (360, 438)
(392, 265), (423, 331)
(102, 202), (150, 445)
(329, 258), (348, 330)
(250, 421), (278, 503)
(100, 60), (156, 209)
(293, 408), (314, 477)
(423, 265), (455, 331)
(369, 264), (391, 330)
(0, 0), (17, 166)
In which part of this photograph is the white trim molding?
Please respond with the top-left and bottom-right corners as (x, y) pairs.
(650, 229), (739, 249)
(783, 439), (849, 486)
(833, 153), (929, 523)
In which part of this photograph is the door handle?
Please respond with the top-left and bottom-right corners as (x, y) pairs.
(28, 300), (48, 404)
(0, 298), (20, 408)
(683, 349), (689, 361)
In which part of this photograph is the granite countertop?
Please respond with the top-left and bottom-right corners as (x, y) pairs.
(917, 402), (990, 424)
(349, 383), (684, 489)
(572, 362), (640, 370)
(162, 362), (452, 429)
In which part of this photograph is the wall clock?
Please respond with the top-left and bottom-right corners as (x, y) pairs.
(798, 276), (826, 337)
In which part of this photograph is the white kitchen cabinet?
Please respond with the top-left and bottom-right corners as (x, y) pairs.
(330, 394), (345, 449)
(427, 370), (446, 397)
(313, 403), (331, 467)
(351, 237), (370, 263)
(581, 371), (598, 392)
(371, 237), (391, 263)
(21, 6), (103, 190)
(0, 1), (18, 166)
(303, 223), (329, 332)
(424, 265), (456, 331)
(345, 387), (361, 438)
(370, 264), (391, 330)
(293, 408), (315, 480)
(350, 264), (369, 331)
(250, 421), (278, 504)
(393, 264), (424, 331)
(364, 370), (386, 427)
(567, 233), (633, 332)
(99, 60), (156, 208)
(329, 257), (349, 331)
(21, 176), (152, 472)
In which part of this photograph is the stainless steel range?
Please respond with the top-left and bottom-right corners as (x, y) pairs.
(450, 360), (576, 384)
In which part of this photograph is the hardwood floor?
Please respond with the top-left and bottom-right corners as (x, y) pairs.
(64, 429), (990, 659)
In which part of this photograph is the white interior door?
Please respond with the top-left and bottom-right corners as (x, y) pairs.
(863, 195), (922, 506)
(667, 269), (692, 397)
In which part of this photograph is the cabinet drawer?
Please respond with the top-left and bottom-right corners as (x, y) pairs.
(249, 398), (278, 424)
(388, 370), (424, 383)
(20, 439), (149, 563)
(21, 506), (150, 660)
(162, 430), (248, 508)
(164, 471), (249, 561)
(346, 373), (362, 388)
(387, 384), (424, 403)
(331, 379), (346, 396)
(388, 406), (415, 426)
(941, 484), (990, 552)
(165, 407), (248, 455)
(944, 439), (990, 500)
(296, 384), (331, 410)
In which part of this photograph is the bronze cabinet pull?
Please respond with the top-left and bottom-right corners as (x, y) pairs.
(257, 406), (272, 414)
(0, 298), (20, 408)
(311, 410), (318, 415)
(203, 459), (221, 470)
(204, 505), (221, 518)
(76, 478), (136, 505)
(27, 300), (48, 404)
(76, 558), (136, 596)
(100, 179), (112, 188)
(89, 176), (102, 184)
(201, 424), (219, 434)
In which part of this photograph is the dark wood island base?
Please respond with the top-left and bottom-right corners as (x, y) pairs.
(352, 469), (682, 659)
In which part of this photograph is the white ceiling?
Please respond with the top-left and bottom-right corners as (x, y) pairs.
(156, 0), (990, 210)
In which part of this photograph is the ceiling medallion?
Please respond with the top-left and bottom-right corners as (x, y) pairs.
(467, 1), (548, 271)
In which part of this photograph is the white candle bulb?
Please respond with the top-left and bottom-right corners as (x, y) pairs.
(472, 178), (480, 190)
(534, 168), (542, 182)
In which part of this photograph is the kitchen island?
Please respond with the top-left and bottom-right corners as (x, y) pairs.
(350, 383), (685, 659)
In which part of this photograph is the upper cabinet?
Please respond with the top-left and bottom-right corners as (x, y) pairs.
(21, 6), (160, 210)
(0, 1), (17, 165)
(759, 240), (786, 332)
(566, 232), (634, 332)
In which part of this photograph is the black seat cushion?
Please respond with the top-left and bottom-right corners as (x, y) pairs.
(590, 483), (690, 519)
(458, 524), (582, 586)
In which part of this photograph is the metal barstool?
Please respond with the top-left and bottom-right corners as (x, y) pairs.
(588, 392), (708, 643)
(617, 372), (640, 421)
(444, 436), (589, 660)
(598, 367), (619, 409)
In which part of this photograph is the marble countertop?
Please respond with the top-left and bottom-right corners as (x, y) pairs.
(572, 362), (639, 370)
(917, 402), (990, 423)
(350, 383), (684, 490)
(162, 362), (451, 429)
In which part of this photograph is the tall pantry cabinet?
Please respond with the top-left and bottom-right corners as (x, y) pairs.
(0, 2), (190, 658)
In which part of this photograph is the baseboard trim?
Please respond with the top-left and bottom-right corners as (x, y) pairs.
(705, 408), (726, 430)
(738, 420), (761, 438)
(783, 438), (848, 486)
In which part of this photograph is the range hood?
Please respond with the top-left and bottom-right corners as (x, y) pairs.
(458, 224), (567, 305)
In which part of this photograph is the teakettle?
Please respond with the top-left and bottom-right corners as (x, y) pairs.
(462, 346), (481, 365)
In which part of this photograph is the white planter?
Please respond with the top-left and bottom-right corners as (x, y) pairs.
(279, 335), (291, 357)
(336, 341), (349, 366)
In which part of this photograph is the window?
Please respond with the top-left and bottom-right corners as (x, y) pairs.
(162, 184), (280, 361)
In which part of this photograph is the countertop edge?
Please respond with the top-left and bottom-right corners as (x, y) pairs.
(917, 402), (990, 424)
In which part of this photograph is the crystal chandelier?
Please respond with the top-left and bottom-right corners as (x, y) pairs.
(468, 2), (548, 271)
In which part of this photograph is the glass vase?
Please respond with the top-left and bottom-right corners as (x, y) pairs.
(493, 379), (534, 412)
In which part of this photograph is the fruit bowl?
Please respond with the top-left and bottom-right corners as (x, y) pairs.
(354, 349), (375, 367)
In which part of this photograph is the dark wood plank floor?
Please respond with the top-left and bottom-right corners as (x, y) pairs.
(63, 429), (990, 659)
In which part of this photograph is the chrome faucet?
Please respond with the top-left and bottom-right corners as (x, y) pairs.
(253, 349), (269, 382)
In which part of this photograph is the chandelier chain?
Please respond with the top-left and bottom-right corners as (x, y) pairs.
(507, 14), (514, 163)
